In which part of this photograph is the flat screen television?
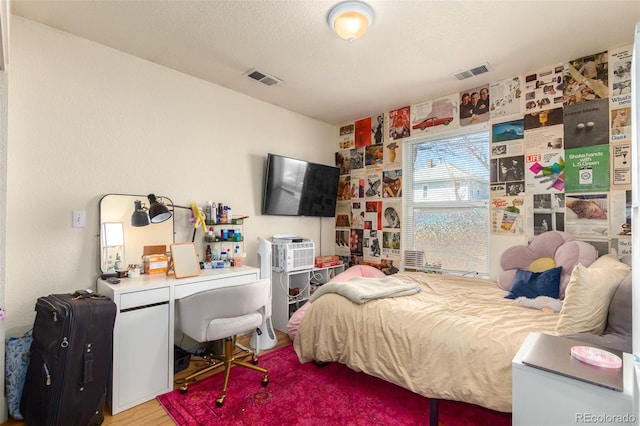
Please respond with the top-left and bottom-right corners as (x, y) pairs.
(262, 153), (340, 217)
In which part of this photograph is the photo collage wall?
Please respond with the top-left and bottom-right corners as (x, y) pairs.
(335, 44), (634, 272)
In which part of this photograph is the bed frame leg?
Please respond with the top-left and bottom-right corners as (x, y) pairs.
(430, 398), (439, 426)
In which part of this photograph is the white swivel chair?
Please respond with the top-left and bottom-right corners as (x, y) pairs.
(175, 279), (270, 407)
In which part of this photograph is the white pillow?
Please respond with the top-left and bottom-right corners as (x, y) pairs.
(555, 254), (630, 335)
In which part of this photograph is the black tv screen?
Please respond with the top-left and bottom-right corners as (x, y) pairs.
(262, 153), (340, 217)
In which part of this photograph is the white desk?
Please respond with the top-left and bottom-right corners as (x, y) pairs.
(512, 333), (634, 426)
(97, 266), (260, 415)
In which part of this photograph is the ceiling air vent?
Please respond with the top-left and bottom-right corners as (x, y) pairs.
(244, 68), (282, 86)
(452, 62), (492, 80)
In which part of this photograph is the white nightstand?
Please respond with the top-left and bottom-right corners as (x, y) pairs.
(512, 333), (635, 426)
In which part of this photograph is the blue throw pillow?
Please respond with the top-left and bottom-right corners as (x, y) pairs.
(504, 266), (562, 300)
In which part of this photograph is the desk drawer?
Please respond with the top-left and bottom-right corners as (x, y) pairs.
(120, 287), (170, 310)
(175, 271), (260, 299)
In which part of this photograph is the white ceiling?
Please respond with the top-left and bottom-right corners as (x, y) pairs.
(10, 0), (640, 125)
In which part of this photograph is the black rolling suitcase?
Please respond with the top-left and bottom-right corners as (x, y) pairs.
(21, 290), (117, 426)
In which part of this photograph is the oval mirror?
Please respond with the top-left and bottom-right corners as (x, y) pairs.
(99, 194), (175, 273)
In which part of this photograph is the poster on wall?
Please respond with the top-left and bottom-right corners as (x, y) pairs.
(563, 51), (609, 105)
(410, 95), (459, 136)
(350, 147), (365, 172)
(610, 44), (633, 98)
(524, 151), (565, 193)
(563, 98), (609, 149)
(527, 193), (565, 236)
(459, 84), (490, 126)
(524, 64), (565, 113)
(610, 189), (631, 237)
(382, 230), (401, 257)
(611, 142), (631, 189)
(349, 170), (365, 199)
(382, 200), (401, 229)
(354, 117), (372, 148)
(609, 45), (633, 144)
(365, 143), (384, 170)
(338, 123), (355, 150)
(382, 169), (402, 198)
(388, 106), (411, 140)
(335, 229), (350, 256)
(384, 140), (401, 169)
(490, 76), (523, 119)
(611, 237), (631, 257)
(371, 113), (386, 145)
(350, 228), (364, 256)
(523, 107), (564, 151)
(363, 229), (382, 262)
(610, 106), (632, 143)
(337, 175), (351, 201)
(490, 196), (526, 235)
(335, 201), (351, 228)
(490, 155), (525, 196)
(491, 119), (524, 159)
(364, 171), (382, 198)
(564, 193), (609, 238)
(364, 201), (382, 232)
(335, 150), (351, 175)
(564, 145), (610, 193)
(351, 200), (365, 229)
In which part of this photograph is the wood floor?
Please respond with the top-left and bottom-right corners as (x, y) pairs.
(2, 331), (292, 426)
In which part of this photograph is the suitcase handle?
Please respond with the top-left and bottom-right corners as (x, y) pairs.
(72, 290), (108, 301)
(82, 344), (94, 388)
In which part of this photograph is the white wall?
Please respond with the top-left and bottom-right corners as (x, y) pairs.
(5, 17), (337, 337)
(0, 66), (8, 423)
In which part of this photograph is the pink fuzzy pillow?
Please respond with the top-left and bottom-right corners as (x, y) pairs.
(498, 231), (597, 299)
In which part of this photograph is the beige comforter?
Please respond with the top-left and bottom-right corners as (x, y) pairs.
(293, 271), (559, 412)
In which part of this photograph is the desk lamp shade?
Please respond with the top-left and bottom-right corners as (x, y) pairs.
(131, 200), (150, 227)
(148, 193), (172, 223)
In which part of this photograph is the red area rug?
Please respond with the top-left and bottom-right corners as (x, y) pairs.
(157, 344), (511, 425)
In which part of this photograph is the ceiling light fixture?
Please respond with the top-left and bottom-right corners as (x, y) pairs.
(328, 1), (374, 42)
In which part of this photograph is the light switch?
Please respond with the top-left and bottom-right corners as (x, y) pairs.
(73, 210), (86, 228)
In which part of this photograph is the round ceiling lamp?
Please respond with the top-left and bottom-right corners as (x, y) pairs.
(328, 1), (374, 42)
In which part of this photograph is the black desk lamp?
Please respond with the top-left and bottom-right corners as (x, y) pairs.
(131, 200), (151, 227)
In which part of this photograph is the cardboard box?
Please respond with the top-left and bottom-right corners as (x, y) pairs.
(144, 254), (168, 275)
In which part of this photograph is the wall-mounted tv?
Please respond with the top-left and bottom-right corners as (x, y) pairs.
(262, 153), (340, 217)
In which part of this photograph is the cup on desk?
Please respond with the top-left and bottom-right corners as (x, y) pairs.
(234, 253), (246, 267)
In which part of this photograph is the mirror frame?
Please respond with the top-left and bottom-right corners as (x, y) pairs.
(99, 194), (175, 273)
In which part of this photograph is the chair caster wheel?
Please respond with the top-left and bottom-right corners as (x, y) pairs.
(252, 356), (259, 365)
(261, 376), (269, 387)
(179, 385), (188, 394)
(216, 397), (225, 407)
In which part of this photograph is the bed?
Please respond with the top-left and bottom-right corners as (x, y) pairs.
(292, 232), (631, 414)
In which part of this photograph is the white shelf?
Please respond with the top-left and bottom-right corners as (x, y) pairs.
(271, 263), (345, 332)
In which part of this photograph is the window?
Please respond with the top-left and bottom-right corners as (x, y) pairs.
(403, 128), (490, 275)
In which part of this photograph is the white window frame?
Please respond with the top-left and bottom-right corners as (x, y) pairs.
(402, 124), (490, 276)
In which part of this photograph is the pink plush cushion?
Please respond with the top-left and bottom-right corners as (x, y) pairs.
(498, 231), (597, 299)
(331, 265), (386, 282)
(287, 265), (385, 340)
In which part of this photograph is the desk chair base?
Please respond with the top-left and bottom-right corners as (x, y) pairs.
(177, 336), (269, 407)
